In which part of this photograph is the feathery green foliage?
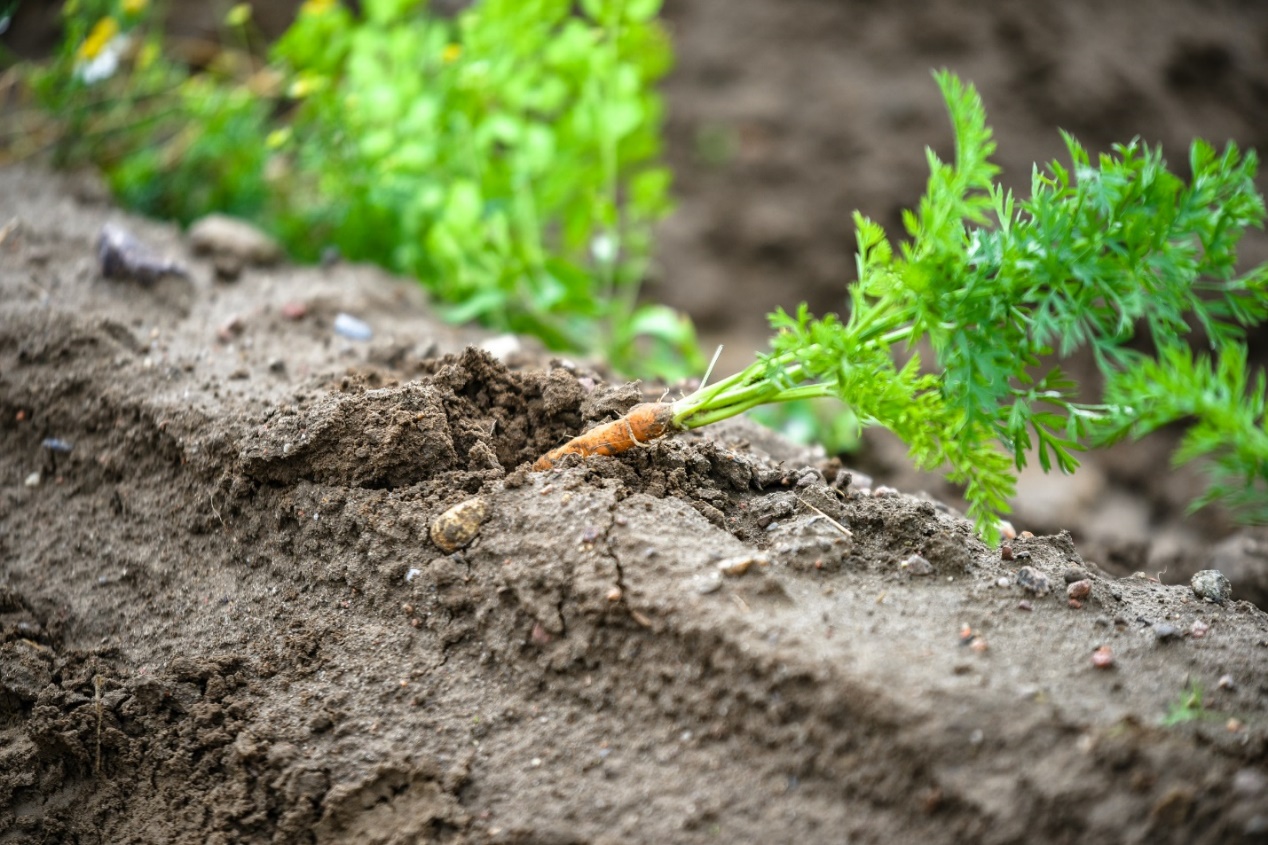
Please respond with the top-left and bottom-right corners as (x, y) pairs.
(671, 71), (1268, 540)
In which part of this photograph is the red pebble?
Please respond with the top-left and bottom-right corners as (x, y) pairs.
(1092, 646), (1114, 669)
(280, 301), (308, 320)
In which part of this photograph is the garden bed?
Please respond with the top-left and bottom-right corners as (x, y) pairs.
(2, 163), (1266, 844)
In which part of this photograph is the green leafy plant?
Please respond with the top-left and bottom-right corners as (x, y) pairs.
(538, 72), (1268, 541)
(14, 0), (698, 378)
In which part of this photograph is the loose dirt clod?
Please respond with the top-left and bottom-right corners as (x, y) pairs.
(1191, 569), (1233, 603)
(430, 497), (490, 553)
(900, 554), (934, 576)
(1016, 566), (1052, 596)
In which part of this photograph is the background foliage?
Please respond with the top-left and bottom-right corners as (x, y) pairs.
(18, 0), (700, 378)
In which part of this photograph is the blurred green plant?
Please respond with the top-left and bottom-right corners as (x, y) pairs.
(14, 0), (700, 379)
(1161, 681), (1209, 727)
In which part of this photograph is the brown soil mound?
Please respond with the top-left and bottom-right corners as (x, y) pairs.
(2, 165), (1267, 844)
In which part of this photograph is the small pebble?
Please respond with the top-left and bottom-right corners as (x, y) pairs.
(217, 315), (245, 342)
(430, 497), (489, 553)
(479, 333), (522, 361)
(405, 568), (421, 583)
(280, 301), (308, 320)
(900, 554), (934, 576)
(1063, 569), (1088, 584)
(1000, 544), (1014, 561)
(1091, 646), (1114, 669)
(1218, 674), (1236, 691)
(188, 213), (282, 265)
(795, 471), (820, 488)
(1190, 570), (1232, 604)
(997, 520), (1016, 540)
(996, 577), (1010, 588)
(1190, 620), (1210, 639)
(1067, 579), (1092, 600)
(1016, 566), (1051, 596)
(1068, 598), (1083, 610)
(693, 572), (723, 594)
(98, 222), (187, 282)
(872, 485), (900, 498)
(41, 437), (73, 453)
(24, 472), (41, 487)
(718, 555), (768, 577)
(1233, 768), (1267, 796)
(1019, 530), (1035, 539)
(1153, 623), (1181, 642)
(1017, 599), (1033, 612)
(334, 312), (373, 341)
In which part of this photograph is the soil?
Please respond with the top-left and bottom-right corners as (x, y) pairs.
(3, 161), (1268, 845)
(4, 1), (1268, 843)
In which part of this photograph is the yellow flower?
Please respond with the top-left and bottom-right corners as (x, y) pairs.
(122, 0), (149, 14)
(442, 43), (462, 63)
(77, 17), (119, 61)
(300, 0), (336, 15)
(287, 73), (326, 99)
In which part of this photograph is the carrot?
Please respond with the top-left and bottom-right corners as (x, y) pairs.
(533, 402), (677, 470)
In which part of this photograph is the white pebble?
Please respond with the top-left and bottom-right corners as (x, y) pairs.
(479, 333), (522, 361)
(333, 312), (373, 341)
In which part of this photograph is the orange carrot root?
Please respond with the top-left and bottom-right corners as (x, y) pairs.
(533, 402), (676, 471)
